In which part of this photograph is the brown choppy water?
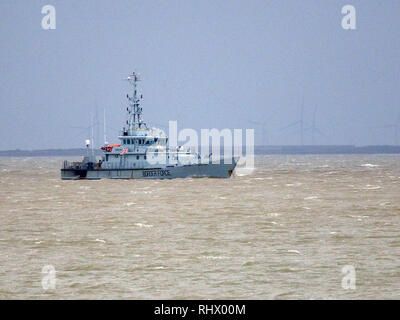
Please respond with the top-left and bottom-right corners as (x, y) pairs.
(0, 155), (399, 299)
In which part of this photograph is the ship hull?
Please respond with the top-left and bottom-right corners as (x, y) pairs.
(61, 162), (237, 180)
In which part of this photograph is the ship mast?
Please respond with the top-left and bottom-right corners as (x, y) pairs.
(125, 71), (146, 134)
(103, 107), (108, 145)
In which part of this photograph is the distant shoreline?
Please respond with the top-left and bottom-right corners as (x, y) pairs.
(1, 145), (400, 157)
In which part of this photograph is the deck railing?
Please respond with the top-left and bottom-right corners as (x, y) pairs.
(62, 160), (84, 169)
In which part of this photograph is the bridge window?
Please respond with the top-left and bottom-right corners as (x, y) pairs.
(136, 155), (139, 160)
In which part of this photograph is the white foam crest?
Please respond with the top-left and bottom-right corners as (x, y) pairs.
(135, 223), (153, 228)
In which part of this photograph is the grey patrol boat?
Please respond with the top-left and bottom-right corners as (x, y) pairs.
(61, 71), (238, 180)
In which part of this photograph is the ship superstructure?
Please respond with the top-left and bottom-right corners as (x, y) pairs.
(61, 71), (238, 179)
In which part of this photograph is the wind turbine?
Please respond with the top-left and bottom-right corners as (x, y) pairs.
(68, 110), (101, 148)
(94, 100), (100, 149)
(370, 113), (400, 145)
(68, 106), (122, 147)
(249, 120), (268, 146)
(279, 97), (305, 145)
(374, 113), (400, 145)
(248, 109), (279, 146)
(304, 106), (327, 144)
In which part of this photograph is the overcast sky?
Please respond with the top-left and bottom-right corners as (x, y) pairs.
(0, 0), (399, 149)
